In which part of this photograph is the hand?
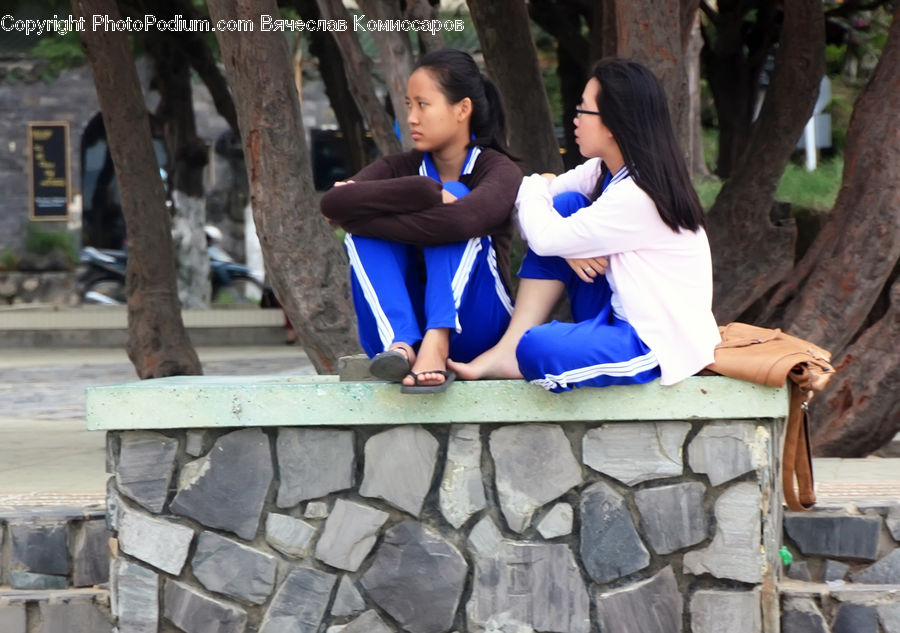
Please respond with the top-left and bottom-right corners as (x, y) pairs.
(539, 172), (557, 183)
(566, 256), (609, 283)
(333, 180), (354, 187)
(442, 189), (458, 203)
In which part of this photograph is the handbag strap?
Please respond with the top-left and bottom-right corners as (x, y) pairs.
(783, 381), (816, 511)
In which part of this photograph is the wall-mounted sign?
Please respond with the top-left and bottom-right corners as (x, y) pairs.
(28, 121), (70, 221)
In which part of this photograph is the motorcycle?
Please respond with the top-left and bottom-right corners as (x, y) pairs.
(78, 228), (266, 305)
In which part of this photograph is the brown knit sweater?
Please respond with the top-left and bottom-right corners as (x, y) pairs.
(319, 148), (522, 289)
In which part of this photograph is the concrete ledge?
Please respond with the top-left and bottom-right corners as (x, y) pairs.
(86, 375), (787, 431)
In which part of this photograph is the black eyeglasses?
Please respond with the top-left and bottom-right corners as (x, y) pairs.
(574, 107), (602, 118)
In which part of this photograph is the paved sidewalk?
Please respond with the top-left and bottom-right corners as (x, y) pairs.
(0, 345), (314, 501)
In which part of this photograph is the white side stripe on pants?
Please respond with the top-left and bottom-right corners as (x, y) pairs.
(450, 237), (483, 332)
(529, 350), (659, 391)
(486, 241), (514, 316)
(344, 234), (395, 350)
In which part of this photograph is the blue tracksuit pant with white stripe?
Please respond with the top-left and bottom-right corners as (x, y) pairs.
(516, 191), (661, 392)
(345, 182), (513, 363)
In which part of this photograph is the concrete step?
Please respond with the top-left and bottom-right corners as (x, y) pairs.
(0, 305), (287, 347)
(0, 587), (110, 633)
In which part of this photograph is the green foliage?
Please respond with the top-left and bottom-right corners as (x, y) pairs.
(30, 30), (84, 81)
(0, 249), (20, 271)
(24, 224), (77, 263)
(693, 176), (723, 211)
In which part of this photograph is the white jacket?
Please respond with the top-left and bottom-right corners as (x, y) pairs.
(516, 158), (720, 385)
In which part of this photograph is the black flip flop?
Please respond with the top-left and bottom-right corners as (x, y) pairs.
(401, 370), (456, 394)
(369, 349), (411, 382)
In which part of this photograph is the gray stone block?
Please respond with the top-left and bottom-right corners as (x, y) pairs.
(635, 482), (707, 554)
(276, 428), (355, 507)
(331, 575), (366, 616)
(439, 424), (486, 529)
(118, 504), (194, 575)
(783, 514), (882, 560)
(684, 482), (764, 583)
(690, 589), (761, 633)
(39, 600), (112, 633)
(360, 426), (439, 517)
(343, 610), (394, 633)
(171, 428), (273, 540)
(490, 424), (582, 532)
(259, 567), (337, 633)
(305, 501), (330, 519)
(786, 560), (812, 581)
(315, 499), (389, 571)
(580, 481), (650, 583)
(583, 422), (691, 486)
(111, 559), (159, 633)
(824, 559), (850, 582)
(362, 520), (468, 633)
(536, 502), (573, 539)
(164, 579), (248, 633)
(72, 519), (110, 587)
(466, 516), (589, 633)
(850, 549), (900, 584)
(0, 604), (26, 633)
(687, 422), (758, 486)
(192, 531), (278, 605)
(9, 571), (67, 590)
(265, 513), (316, 558)
(887, 508), (900, 541)
(185, 429), (213, 457)
(833, 603), (878, 633)
(780, 598), (828, 633)
(115, 431), (179, 513)
(9, 519), (69, 575)
(595, 566), (682, 633)
(106, 476), (120, 531)
(879, 604), (900, 633)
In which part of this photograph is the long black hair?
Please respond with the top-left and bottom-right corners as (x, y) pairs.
(589, 58), (705, 232)
(414, 48), (516, 160)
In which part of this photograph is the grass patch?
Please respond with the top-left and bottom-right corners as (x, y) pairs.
(775, 157), (843, 211)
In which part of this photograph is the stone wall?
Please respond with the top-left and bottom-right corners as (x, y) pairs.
(0, 271), (79, 306)
(779, 504), (900, 632)
(103, 415), (782, 633)
(0, 506), (111, 633)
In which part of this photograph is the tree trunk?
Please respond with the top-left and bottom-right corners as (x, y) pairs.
(810, 278), (900, 456)
(161, 0), (240, 137)
(357, 0), (416, 149)
(292, 0), (369, 175)
(146, 33), (211, 309)
(405, 0), (444, 54)
(705, 0), (825, 323)
(73, 0), (201, 378)
(207, 0), (359, 373)
(701, 0), (779, 179)
(466, 0), (564, 175)
(686, 14), (709, 177)
(763, 2), (900, 355)
(315, 0), (402, 157)
(527, 0), (589, 170)
(609, 0), (691, 168)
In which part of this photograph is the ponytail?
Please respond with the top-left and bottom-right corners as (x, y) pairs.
(414, 49), (518, 160)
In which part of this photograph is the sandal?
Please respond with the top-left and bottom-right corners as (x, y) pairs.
(369, 348), (412, 382)
(401, 370), (456, 394)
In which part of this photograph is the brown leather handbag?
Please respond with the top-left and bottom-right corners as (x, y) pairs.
(706, 322), (836, 511)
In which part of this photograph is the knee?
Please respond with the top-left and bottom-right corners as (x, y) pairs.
(552, 192), (591, 218)
(515, 325), (554, 377)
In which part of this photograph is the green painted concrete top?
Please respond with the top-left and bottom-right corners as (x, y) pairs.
(85, 375), (787, 430)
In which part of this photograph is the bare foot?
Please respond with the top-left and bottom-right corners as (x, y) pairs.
(402, 329), (451, 387)
(448, 344), (523, 380)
